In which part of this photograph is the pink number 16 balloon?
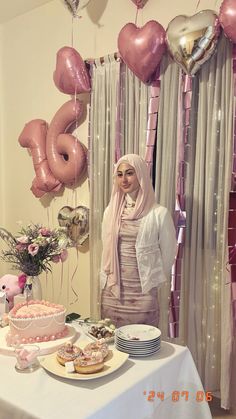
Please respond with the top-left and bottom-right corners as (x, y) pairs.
(18, 46), (90, 198)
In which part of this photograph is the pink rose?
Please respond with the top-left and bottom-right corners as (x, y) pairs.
(17, 235), (29, 244)
(51, 254), (61, 263)
(39, 227), (51, 237)
(16, 243), (27, 251)
(51, 249), (68, 264)
(60, 249), (68, 263)
(28, 244), (39, 256)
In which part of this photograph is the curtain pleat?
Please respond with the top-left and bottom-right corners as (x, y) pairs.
(89, 56), (121, 319)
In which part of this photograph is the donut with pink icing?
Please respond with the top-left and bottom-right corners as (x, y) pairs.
(74, 352), (104, 374)
(57, 342), (83, 366)
(83, 339), (109, 360)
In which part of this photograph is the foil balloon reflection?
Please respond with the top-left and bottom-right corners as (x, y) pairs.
(53, 46), (91, 95)
(118, 20), (166, 84)
(62, 0), (91, 16)
(131, 0), (149, 8)
(166, 10), (220, 75)
(219, 0), (236, 43)
(58, 205), (89, 246)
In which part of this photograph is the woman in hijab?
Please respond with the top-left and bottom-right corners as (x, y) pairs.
(100, 154), (176, 327)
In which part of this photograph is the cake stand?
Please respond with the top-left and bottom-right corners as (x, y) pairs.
(0, 325), (79, 357)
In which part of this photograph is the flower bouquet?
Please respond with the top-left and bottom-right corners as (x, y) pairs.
(0, 224), (69, 299)
(0, 224), (68, 276)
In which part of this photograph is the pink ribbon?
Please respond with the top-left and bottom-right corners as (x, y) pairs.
(169, 73), (190, 338)
(144, 68), (161, 173)
(228, 44), (236, 333)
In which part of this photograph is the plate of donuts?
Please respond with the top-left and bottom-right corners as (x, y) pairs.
(39, 340), (129, 380)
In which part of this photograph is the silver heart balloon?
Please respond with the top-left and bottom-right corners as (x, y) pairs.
(58, 205), (89, 246)
(62, 0), (91, 16)
(166, 10), (220, 75)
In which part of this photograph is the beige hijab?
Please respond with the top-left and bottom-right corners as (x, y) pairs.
(102, 154), (156, 298)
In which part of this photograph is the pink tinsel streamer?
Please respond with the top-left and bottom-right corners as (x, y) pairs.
(228, 44), (236, 330)
(169, 73), (190, 338)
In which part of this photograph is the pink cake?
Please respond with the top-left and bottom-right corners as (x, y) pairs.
(6, 300), (68, 346)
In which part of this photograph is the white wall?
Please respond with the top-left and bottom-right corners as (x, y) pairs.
(0, 0), (221, 317)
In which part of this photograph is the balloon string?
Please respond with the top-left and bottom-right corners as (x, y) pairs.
(71, 16), (74, 47)
(58, 263), (64, 302)
(135, 7), (138, 25)
(74, 92), (79, 193)
(46, 207), (50, 229)
(195, 0), (201, 11)
(70, 247), (79, 304)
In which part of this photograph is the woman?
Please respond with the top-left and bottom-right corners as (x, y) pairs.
(100, 154), (176, 327)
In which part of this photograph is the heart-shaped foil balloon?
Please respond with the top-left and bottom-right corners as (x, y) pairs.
(166, 10), (220, 76)
(219, 0), (236, 43)
(118, 20), (166, 83)
(53, 46), (91, 95)
(62, 0), (91, 16)
(131, 0), (149, 9)
(58, 206), (89, 246)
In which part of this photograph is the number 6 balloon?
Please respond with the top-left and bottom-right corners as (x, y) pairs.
(46, 99), (87, 185)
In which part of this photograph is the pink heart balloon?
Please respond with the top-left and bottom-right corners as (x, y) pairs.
(131, 0), (149, 9)
(166, 10), (220, 75)
(219, 0), (236, 43)
(53, 46), (91, 95)
(118, 20), (166, 84)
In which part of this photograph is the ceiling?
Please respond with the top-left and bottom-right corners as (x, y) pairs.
(0, 0), (53, 24)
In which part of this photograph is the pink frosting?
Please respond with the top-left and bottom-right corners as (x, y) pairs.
(9, 300), (64, 319)
(6, 326), (68, 346)
(7, 299), (68, 347)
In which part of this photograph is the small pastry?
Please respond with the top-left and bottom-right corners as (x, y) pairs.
(56, 342), (83, 366)
(74, 352), (104, 374)
(84, 339), (109, 360)
(88, 324), (114, 340)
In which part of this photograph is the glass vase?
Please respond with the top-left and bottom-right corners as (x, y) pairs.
(24, 276), (42, 301)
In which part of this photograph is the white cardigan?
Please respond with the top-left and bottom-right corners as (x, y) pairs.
(101, 204), (177, 294)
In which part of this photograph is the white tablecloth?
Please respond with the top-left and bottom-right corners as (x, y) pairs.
(0, 325), (212, 419)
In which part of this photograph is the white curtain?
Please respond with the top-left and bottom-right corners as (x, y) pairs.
(120, 64), (150, 158)
(89, 55), (121, 319)
(154, 34), (233, 408)
(154, 54), (180, 339)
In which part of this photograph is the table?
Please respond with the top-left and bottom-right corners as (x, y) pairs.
(0, 324), (212, 419)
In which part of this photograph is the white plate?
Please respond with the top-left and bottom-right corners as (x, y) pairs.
(0, 325), (79, 357)
(115, 336), (161, 348)
(115, 345), (161, 357)
(115, 324), (161, 342)
(40, 346), (129, 380)
(115, 342), (161, 352)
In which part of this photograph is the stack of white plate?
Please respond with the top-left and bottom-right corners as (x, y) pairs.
(115, 324), (161, 357)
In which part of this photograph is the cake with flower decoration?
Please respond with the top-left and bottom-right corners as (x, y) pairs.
(6, 300), (68, 346)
